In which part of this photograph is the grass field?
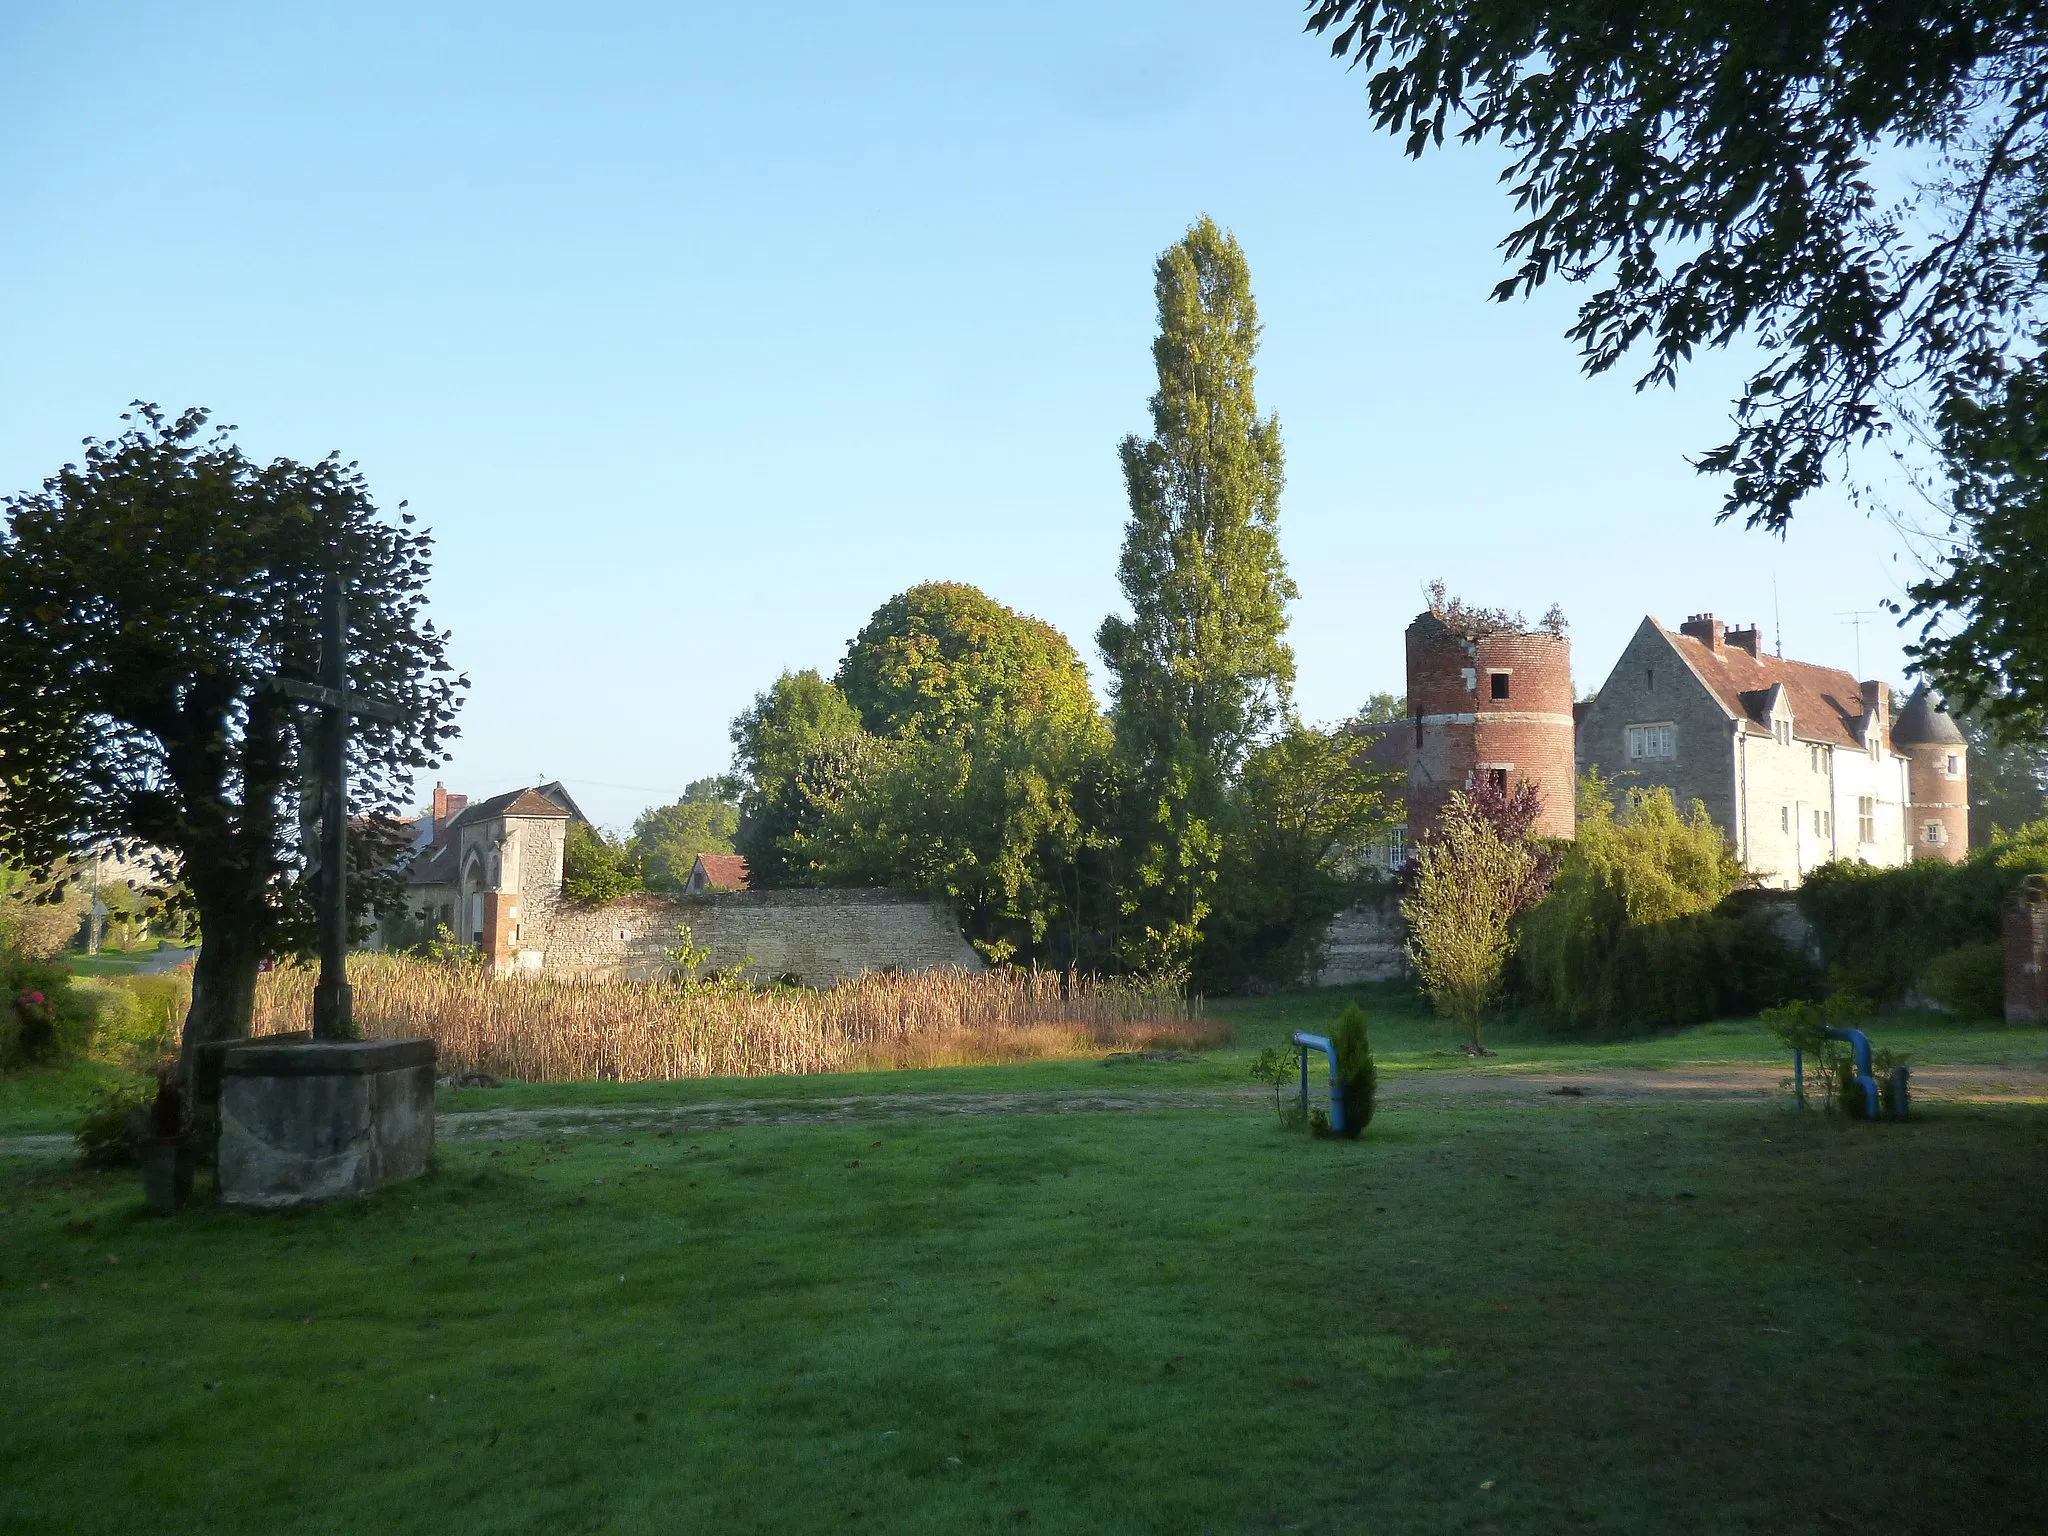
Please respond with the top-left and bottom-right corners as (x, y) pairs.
(3, 988), (2046, 1533)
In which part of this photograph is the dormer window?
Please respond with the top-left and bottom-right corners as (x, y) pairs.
(1773, 719), (1792, 746)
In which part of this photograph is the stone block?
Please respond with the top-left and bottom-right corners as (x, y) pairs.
(217, 1038), (437, 1209)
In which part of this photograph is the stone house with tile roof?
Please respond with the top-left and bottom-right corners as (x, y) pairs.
(1575, 614), (1968, 888)
(402, 780), (585, 969)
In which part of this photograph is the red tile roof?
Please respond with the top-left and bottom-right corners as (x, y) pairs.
(693, 854), (750, 891)
(1664, 627), (1873, 750)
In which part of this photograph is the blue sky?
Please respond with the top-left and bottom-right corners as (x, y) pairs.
(0, 2), (1929, 830)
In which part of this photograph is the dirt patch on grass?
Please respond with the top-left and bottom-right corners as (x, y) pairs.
(429, 1061), (2048, 1143)
(7, 1061), (2041, 1159)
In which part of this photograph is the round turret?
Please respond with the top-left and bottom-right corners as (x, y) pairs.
(1404, 606), (1576, 841)
(1893, 684), (1968, 862)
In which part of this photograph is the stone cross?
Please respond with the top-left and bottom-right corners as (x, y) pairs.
(263, 576), (404, 1041)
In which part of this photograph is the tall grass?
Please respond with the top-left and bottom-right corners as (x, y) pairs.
(251, 955), (1221, 1083)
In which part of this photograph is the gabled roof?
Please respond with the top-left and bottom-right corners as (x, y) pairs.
(445, 785), (573, 830)
(692, 853), (751, 891)
(1659, 623), (1875, 751)
(1892, 684), (1967, 747)
(535, 780), (588, 822)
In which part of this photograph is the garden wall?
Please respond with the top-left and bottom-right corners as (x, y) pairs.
(541, 889), (984, 985)
(1306, 893), (1409, 986)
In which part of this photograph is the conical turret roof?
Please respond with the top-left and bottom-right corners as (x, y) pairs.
(1892, 683), (1967, 747)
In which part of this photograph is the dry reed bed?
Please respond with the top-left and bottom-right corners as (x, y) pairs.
(251, 955), (1221, 1082)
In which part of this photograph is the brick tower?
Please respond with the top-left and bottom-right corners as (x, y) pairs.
(1893, 683), (1969, 863)
(1405, 603), (1576, 841)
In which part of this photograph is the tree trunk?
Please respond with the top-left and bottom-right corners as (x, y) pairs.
(178, 900), (265, 1080)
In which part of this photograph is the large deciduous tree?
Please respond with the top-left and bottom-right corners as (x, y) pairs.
(1199, 723), (1401, 993)
(1903, 357), (2048, 732)
(1307, 0), (2048, 534)
(729, 670), (870, 887)
(1100, 216), (1297, 975)
(837, 582), (1101, 742)
(826, 583), (1114, 966)
(0, 406), (463, 1060)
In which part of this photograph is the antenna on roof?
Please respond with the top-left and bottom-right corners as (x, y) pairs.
(1772, 575), (1782, 657)
(1836, 610), (1878, 678)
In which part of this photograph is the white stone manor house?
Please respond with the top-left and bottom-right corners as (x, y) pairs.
(1575, 613), (1970, 888)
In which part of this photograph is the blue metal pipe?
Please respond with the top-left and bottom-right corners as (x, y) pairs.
(1293, 1031), (1345, 1135)
(1824, 1026), (1881, 1120)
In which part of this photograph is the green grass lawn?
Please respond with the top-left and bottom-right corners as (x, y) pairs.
(62, 942), (183, 979)
(4, 1042), (2046, 1532)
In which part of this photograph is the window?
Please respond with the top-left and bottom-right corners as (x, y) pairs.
(1813, 809), (1822, 836)
(1488, 767), (1509, 795)
(1947, 753), (1961, 777)
(1774, 719), (1792, 746)
(1857, 796), (1876, 844)
(1490, 672), (1511, 700)
(1924, 820), (1948, 846)
(1868, 734), (1881, 762)
(1626, 723), (1674, 759)
(1781, 806), (1790, 834)
(1646, 668), (1654, 690)
(1825, 810), (1833, 836)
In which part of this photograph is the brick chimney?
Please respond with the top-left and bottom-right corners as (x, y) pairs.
(1680, 613), (1726, 653)
(1725, 625), (1761, 658)
(431, 783), (467, 838)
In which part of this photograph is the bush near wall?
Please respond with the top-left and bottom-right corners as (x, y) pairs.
(1798, 822), (2048, 1009)
(1517, 778), (1812, 1035)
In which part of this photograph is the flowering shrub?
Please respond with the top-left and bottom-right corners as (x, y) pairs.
(1, 959), (94, 1068)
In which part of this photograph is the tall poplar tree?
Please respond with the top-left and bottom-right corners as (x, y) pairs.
(1099, 217), (1297, 974)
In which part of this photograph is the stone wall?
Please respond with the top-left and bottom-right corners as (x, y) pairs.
(2004, 877), (2048, 1024)
(1306, 893), (1409, 986)
(541, 889), (985, 985)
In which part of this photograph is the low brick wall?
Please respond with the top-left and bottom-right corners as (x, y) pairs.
(541, 889), (984, 985)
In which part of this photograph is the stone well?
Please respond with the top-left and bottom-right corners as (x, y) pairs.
(216, 1038), (436, 1209)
